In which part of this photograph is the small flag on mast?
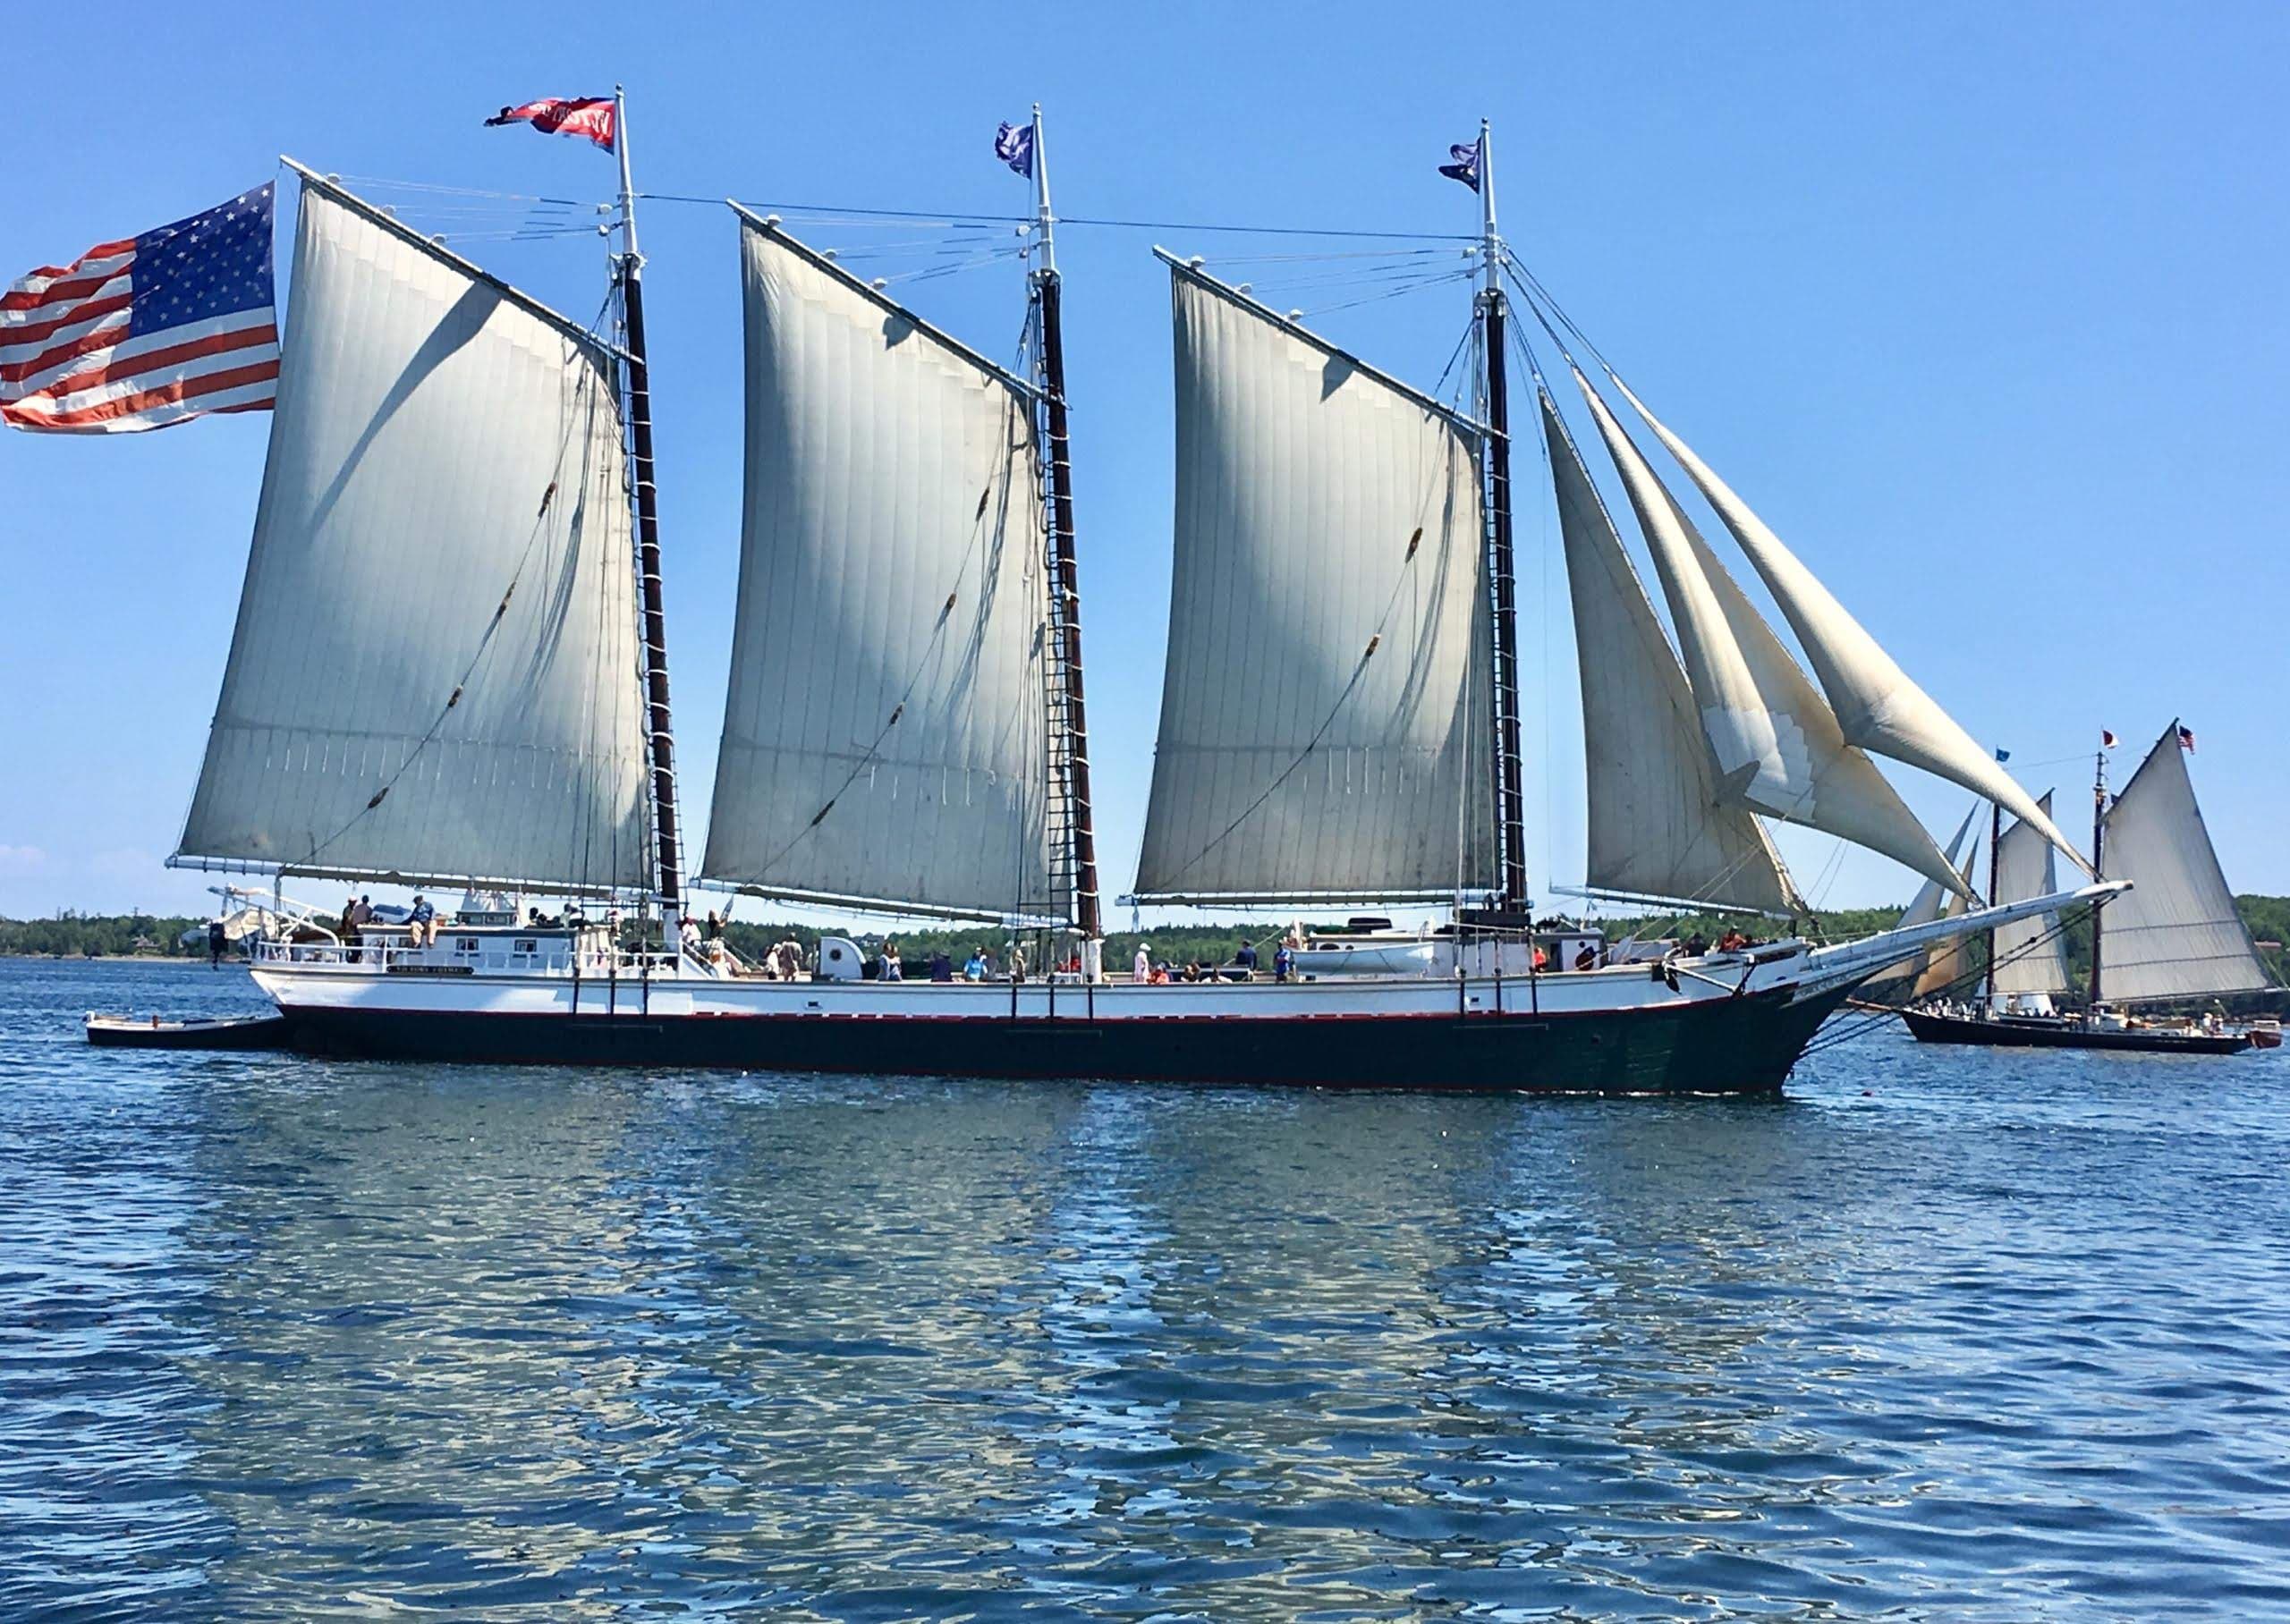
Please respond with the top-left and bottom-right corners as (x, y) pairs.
(1438, 140), (1480, 192)
(2101, 729), (2119, 749)
(1995, 747), (2012, 763)
(3, 183), (278, 434)
(2177, 723), (2197, 752)
(994, 122), (1035, 179)
(486, 96), (616, 152)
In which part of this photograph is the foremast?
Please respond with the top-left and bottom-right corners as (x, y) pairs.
(612, 87), (684, 929)
(1026, 107), (1104, 971)
(1474, 121), (1529, 912)
(2090, 740), (2109, 1009)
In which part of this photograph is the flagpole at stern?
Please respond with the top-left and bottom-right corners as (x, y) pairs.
(612, 86), (683, 930)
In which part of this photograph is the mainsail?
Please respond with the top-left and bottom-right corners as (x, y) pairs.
(1132, 260), (1496, 903)
(1574, 376), (1965, 898)
(2096, 725), (2275, 1004)
(1541, 392), (1794, 915)
(1609, 375), (2090, 873)
(174, 172), (650, 893)
(1991, 791), (2073, 998)
(700, 211), (1056, 921)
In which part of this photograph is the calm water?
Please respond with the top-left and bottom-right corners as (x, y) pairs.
(4, 958), (2288, 1620)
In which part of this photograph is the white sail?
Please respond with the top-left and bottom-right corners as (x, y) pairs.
(1898, 801), (1983, 931)
(1541, 392), (1794, 915)
(700, 213), (1054, 921)
(1132, 261), (1495, 902)
(2097, 726), (2275, 1003)
(1991, 791), (2072, 997)
(1576, 375), (1966, 898)
(174, 177), (649, 893)
(1893, 801), (1980, 997)
(1611, 375), (2090, 874)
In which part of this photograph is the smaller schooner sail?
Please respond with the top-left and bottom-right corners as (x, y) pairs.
(1990, 791), (2073, 1002)
(2096, 724), (2276, 1004)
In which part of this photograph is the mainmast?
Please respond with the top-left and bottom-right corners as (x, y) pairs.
(1984, 796), (2003, 1011)
(1476, 119), (1528, 910)
(1028, 106), (1104, 959)
(2090, 741), (2109, 1009)
(613, 86), (683, 923)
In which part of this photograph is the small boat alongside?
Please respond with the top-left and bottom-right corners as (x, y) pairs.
(85, 1012), (295, 1052)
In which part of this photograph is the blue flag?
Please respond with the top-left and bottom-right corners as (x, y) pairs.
(1438, 140), (1480, 192)
(994, 122), (1035, 179)
(1995, 747), (2011, 763)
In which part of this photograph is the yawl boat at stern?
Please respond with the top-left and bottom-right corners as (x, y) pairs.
(91, 112), (2109, 1090)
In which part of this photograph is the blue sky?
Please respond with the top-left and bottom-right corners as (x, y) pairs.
(6, 1), (2286, 923)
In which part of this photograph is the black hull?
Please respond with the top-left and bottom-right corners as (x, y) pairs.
(1900, 1007), (2253, 1055)
(259, 986), (1855, 1095)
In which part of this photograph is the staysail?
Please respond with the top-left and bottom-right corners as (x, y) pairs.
(1991, 791), (2072, 998)
(1609, 375), (2089, 874)
(700, 211), (1056, 922)
(1132, 259), (1496, 903)
(2096, 725), (2275, 1003)
(1575, 376), (1966, 898)
(1541, 392), (1795, 915)
(1906, 806), (1982, 1000)
(174, 172), (650, 893)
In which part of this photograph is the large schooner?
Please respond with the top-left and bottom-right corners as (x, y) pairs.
(90, 113), (2113, 1090)
(1902, 723), (2282, 1053)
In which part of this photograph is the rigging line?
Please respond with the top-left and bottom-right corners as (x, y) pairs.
(683, 190), (1476, 242)
(1801, 905), (2091, 1058)
(1301, 266), (1480, 317)
(335, 174), (598, 208)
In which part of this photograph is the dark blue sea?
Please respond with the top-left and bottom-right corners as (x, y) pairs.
(4, 957), (2287, 1620)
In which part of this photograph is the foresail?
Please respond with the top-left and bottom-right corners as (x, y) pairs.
(1541, 392), (1794, 915)
(1575, 374), (1966, 899)
(1892, 801), (1980, 997)
(174, 177), (649, 893)
(1897, 801), (1983, 931)
(1132, 261), (1495, 902)
(2097, 726), (2275, 1003)
(1610, 374), (2091, 875)
(700, 213), (1053, 921)
(1991, 791), (2072, 997)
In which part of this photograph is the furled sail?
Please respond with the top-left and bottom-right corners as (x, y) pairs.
(1991, 791), (2072, 997)
(2096, 725), (2275, 1003)
(1610, 374), (2089, 874)
(700, 211), (1055, 921)
(174, 173), (650, 893)
(1575, 375), (1966, 898)
(1541, 392), (1794, 915)
(1132, 259), (1495, 902)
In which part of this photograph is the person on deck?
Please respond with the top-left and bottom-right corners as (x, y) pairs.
(1684, 932), (1709, 957)
(1573, 943), (1599, 972)
(407, 895), (437, 948)
(929, 951), (954, 984)
(964, 949), (989, 982)
(208, 918), (227, 968)
(1234, 939), (1259, 979)
(881, 941), (903, 981)
(1718, 927), (1749, 953)
(1134, 943), (1152, 983)
(1273, 943), (1294, 983)
(1007, 943), (1026, 982)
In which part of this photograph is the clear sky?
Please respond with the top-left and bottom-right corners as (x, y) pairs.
(6, 1), (2286, 924)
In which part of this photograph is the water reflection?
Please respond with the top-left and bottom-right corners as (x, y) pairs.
(6, 960), (2290, 1620)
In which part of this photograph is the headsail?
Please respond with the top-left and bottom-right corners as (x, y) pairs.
(2095, 725), (2275, 1003)
(1541, 391), (1795, 915)
(1575, 375), (1967, 898)
(174, 173), (649, 894)
(1907, 818), (1982, 1000)
(1897, 801), (1983, 932)
(1132, 259), (1495, 903)
(1991, 791), (2073, 997)
(700, 211), (1055, 922)
(1608, 374), (2090, 874)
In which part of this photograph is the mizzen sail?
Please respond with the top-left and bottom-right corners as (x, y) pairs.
(1132, 261), (1496, 903)
(700, 212), (1056, 921)
(1541, 391), (1794, 915)
(174, 174), (649, 893)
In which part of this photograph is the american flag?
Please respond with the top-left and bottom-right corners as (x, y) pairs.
(2177, 723), (2197, 752)
(2, 182), (277, 434)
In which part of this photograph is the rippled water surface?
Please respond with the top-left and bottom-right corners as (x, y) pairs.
(5, 958), (2289, 1620)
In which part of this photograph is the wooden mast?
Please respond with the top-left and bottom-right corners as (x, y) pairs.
(1029, 108), (1103, 961)
(613, 87), (683, 925)
(1984, 796), (2003, 1013)
(2089, 740), (2109, 1011)
(1476, 119), (1529, 910)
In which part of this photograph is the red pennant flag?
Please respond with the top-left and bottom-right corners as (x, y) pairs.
(485, 97), (616, 152)
(2100, 729), (2119, 749)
